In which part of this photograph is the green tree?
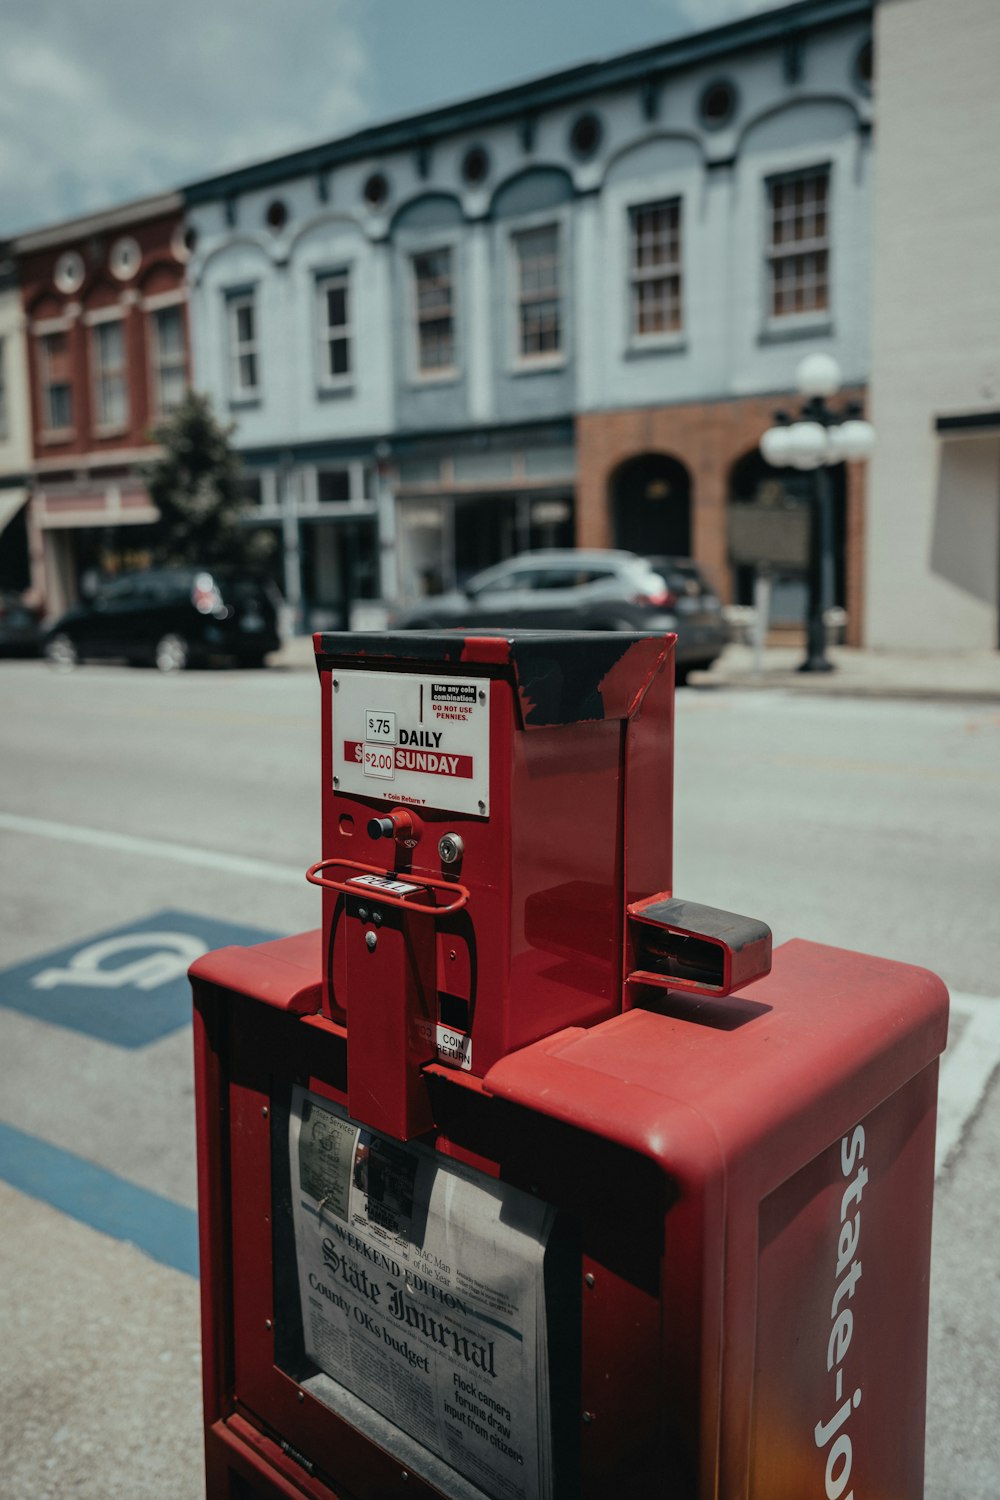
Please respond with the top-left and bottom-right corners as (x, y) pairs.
(142, 390), (275, 567)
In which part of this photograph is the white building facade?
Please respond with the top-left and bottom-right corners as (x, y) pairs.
(0, 256), (34, 599)
(866, 0), (1000, 650)
(185, 0), (874, 635)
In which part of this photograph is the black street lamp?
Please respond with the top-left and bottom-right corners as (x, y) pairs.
(760, 354), (875, 672)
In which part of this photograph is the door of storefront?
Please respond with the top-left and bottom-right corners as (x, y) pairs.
(611, 453), (692, 557)
(300, 516), (379, 631)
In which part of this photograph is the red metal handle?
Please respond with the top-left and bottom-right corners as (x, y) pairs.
(305, 857), (470, 917)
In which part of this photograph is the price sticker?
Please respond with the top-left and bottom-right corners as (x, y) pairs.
(365, 710), (396, 744)
(363, 745), (395, 779)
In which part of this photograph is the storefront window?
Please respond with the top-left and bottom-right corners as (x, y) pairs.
(396, 492), (575, 599)
(300, 516), (378, 631)
(398, 499), (449, 600)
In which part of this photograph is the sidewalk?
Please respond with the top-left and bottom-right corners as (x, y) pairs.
(688, 642), (1000, 703)
(271, 633), (1000, 705)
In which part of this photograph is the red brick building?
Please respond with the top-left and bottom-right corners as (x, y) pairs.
(16, 192), (191, 615)
(575, 393), (868, 645)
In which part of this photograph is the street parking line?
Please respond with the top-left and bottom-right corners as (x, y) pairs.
(0, 1120), (198, 1277)
(3, 805), (995, 1185)
(936, 991), (1000, 1176)
(0, 810), (304, 885)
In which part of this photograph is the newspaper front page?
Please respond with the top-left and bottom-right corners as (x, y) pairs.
(289, 1087), (556, 1500)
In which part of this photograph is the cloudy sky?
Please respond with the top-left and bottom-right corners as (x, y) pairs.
(0, 0), (778, 237)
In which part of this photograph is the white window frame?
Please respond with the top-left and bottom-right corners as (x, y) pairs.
(509, 217), (565, 370)
(765, 164), (832, 327)
(89, 313), (129, 433)
(410, 244), (457, 381)
(628, 196), (685, 346)
(227, 290), (259, 400)
(302, 461), (373, 514)
(315, 270), (352, 391)
(37, 322), (74, 436)
(147, 296), (187, 418)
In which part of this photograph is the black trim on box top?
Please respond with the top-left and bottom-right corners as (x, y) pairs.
(313, 629), (672, 728)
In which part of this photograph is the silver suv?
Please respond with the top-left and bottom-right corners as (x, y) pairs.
(391, 549), (727, 681)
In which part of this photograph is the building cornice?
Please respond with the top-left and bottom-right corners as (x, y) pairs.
(12, 192), (184, 255)
(231, 417), (576, 467)
(184, 0), (872, 205)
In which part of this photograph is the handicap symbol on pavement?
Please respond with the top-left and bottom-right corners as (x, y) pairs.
(32, 930), (209, 992)
(0, 909), (278, 1048)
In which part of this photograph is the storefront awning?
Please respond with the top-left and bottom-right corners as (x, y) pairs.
(935, 410), (1000, 438)
(0, 487), (28, 537)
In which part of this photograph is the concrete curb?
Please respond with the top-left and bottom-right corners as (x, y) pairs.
(688, 644), (1000, 704)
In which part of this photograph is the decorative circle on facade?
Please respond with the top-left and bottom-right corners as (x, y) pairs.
(461, 145), (490, 185)
(854, 37), (874, 92)
(569, 111), (603, 159)
(363, 171), (390, 208)
(265, 199), (288, 231)
(172, 223), (197, 262)
(54, 250), (85, 295)
(698, 78), (738, 128)
(109, 235), (142, 281)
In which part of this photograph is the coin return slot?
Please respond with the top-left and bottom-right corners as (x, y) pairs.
(439, 992), (470, 1031)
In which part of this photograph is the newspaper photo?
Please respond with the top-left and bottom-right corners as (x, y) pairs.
(289, 1086), (557, 1500)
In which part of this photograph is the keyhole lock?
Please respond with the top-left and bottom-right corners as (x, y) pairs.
(438, 833), (464, 865)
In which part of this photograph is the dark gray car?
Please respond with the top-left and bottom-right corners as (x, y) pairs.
(0, 591), (44, 656)
(390, 549), (727, 681)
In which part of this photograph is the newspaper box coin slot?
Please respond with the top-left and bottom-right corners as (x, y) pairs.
(189, 628), (948, 1500)
(626, 896), (773, 997)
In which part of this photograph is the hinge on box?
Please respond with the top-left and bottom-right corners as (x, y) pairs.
(280, 1437), (316, 1476)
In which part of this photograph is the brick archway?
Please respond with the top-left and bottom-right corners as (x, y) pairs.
(609, 451), (692, 556)
(576, 394), (866, 640)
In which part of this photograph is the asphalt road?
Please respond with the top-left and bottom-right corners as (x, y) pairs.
(0, 656), (997, 1498)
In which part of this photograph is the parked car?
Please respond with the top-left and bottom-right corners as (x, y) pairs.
(0, 591), (44, 656)
(390, 549), (727, 680)
(44, 567), (282, 672)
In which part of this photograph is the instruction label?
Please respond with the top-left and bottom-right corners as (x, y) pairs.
(436, 1023), (473, 1071)
(333, 670), (490, 816)
(348, 874), (422, 898)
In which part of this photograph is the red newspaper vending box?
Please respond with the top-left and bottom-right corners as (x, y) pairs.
(191, 630), (948, 1500)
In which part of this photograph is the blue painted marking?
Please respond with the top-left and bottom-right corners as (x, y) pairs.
(0, 1121), (199, 1278)
(0, 909), (278, 1047)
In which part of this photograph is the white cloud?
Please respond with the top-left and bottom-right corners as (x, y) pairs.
(0, 0), (371, 234)
(0, 0), (793, 236)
